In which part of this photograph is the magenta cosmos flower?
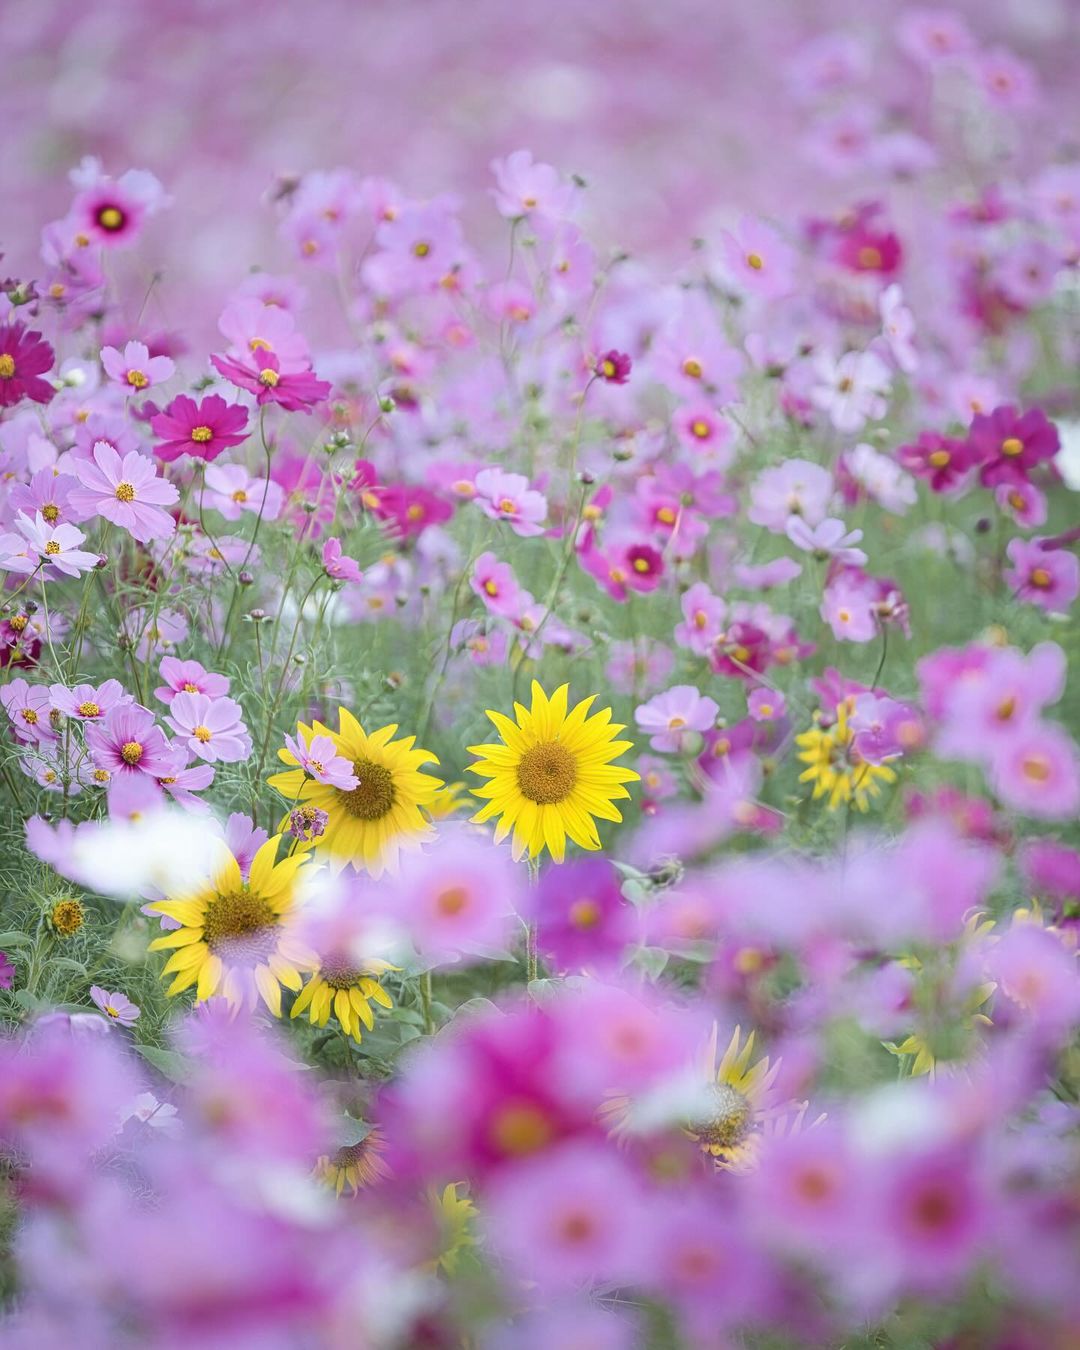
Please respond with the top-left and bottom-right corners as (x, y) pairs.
(101, 341), (175, 394)
(531, 857), (637, 975)
(470, 551), (525, 618)
(166, 692), (252, 764)
(150, 393), (249, 463)
(85, 704), (174, 779)
(0, 323), (55, 408)
(897, 430), (978, 494)
(210, 350), (331, 413)
(967, 405), (1060, 488)
(1005, 539), (1079, 612)
(69, 442), (179, 544)
(635, 685), (719, 752)
(90, 986), (141, 1027)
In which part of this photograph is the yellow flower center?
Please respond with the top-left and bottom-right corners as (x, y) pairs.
(44, 541), (61, 555)
(97, 206), (124, 230)
(203, 889), (279, 961)
(1030, 567), (1052, 589)
(568, 898), (601, 929)
(0, 354), (14, 379)
(191, 425), (214, 443)
(1001, 437), (1024, 457)
(436, 887), (469, 916)
(121, 741), (144, 765)
(406, 503), (425, 521)
(927, 449), (951, 468)
(691, 419), (710, 438)
(115, 482), (136, 502)
(600, 359), (616, 377)
(41, 504), (59, 523)
(77, 701), (101, 717)
(746, 252), (764, 270)
(483, 579), (499, 596)
(182, 682), (200, 693)
(231, 489), (248, 503)
(632, 558), (650, 573)
(8, 614), (27, 632)
(193, 725), (212, 743)
(858, 245), (882, 269)
(498, 497), (517, 514)
(339, 758), (396, 820)
(657, 506), (677, 525)
(682, 357), (703, 379)
(259, 368), (280, 387)
(92, 768), (110, 783)
(50, 899), (85, 937)
(1021, 754), (1051, 783)
(517, 741), (577, 804)
(413, 241), (431, 258)
(694, 1082), (752, 1151)
(489, 1103), (553, 1156)
(126, 370), (149, 389)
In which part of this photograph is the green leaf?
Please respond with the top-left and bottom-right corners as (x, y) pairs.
(0, 931), (35, 949)
(134, 1045), (193, 1083)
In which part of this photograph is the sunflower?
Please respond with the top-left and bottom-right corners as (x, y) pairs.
(685, 1025), (798, 1171)
(290, 952), (397, 1043)
(267, 707), (442, 877)
(795, 700), (897, 812)
(467, 681), (639, 862)
(146, 835), (316, 1015)
(315, 1124), (390, 1195)
(425, 1182), (478, 1275)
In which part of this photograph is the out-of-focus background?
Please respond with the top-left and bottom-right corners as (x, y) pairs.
(4, 0), (1078, 295)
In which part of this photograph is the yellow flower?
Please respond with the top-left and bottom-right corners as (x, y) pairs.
(467, 681), (639, 862)
(686, 1025), (794, 1171)
(290, 953), (396, 1043)
(315, 1125), (390, 1195)
(426, 1182), (477, 1275)
(267, 708), (442, 877)
(146, 835), (315, 1015)
(427, 780), (476, 820)
(49, 898), (85, 938)
(795, 701), (896, 812)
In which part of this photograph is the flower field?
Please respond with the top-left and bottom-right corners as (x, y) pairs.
(0, 2), (1079, 1346)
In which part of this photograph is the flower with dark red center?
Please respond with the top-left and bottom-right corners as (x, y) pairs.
(594, 349), (631, 384)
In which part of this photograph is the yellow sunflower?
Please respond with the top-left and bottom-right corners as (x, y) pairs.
(267, 707), (442, 877)
(146, 836), (316, 1015)
(290, 952), (396, 1043)
(795, 700), (897, 812)
(467, 681), (639, 862)
(315, 1125), (390, 1195)
(686, 1025), (794, 1171)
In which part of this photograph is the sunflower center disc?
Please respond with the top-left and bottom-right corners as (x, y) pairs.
(203, 890), (278, 961)
(694, 1082), (753, 1149)
(339, 758), (396, 820)
(517, 741), (578, 804)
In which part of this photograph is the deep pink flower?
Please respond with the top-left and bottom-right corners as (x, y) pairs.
(897, 430), (978, 494)
(150, 393), (249, 463)
(210, 350), (331, 413)
(530, 858), (636, 975)
(0, 952), (13, 991)
(69, 442), (178, 543)
(373, 484), (453, 539)
(0, 323), (55, 408)
(967, 406), (1060, 488)
(594, 349), (631, 384)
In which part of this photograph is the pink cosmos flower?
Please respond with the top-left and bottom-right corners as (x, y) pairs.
(0, 323), (56, 408)
(101, 341), (174, 394)
(85, 703), (174, 779)
(364, 198), (468, 296)
(967, 406), (1060, 488)
(973, 46), (1037, 109)
(470, 552), (525, 618)
(1005, 539), (1078, 612)
(879, 283), (918, 374)
(69, 166), (167, 247)
(748, 687), (786, 722)
(490, 149), (577, 222)
(987, 923), (1080, 1039)
(849, 693), (915, 764)
(994, 480), (1047, 529)
(635, 685), (719, 752)
(580, 538), (664, 601)
(150, 393), (249, 463)
(450, 619), (510, 667)
(157, 750), (216, 811)
(90, 986), (141, 1027)
(382, 826), (518, 966)
(594, 349), (631, 384)
(936, 642), (1065, 763)
(786, 516), (867, 565)
(69, 442), (178, 543)
(989, 724), (1080, 820)
(672, 403), (734, 461)
(210, 350), (331, 413)
(217, 297), (311, 368)
(282, 731), (358, 790)
(897, 430), (978, 495)
(0, 952), (13, 991)
(748, 459), (833, 532)
(530, 858), (636, 975)
(821, 576), (878, 643)
(733, 557), (803, 589)
(483, 1139), (647, 1292)
(876, 1146), (989, 1291)
(0, 512), (100, 578)
(154, 657), (230, 706)
(203, 462), (282, 521)
(896, 8), (974, 66)
(1, 679), (57, 745)
(473, 467), (547, 537)
(8, 467), (80, 530)
(812, 349), (891, 432)
(166, 692), (252, 764)
(321, 537), (363, 583)
(719, 215), (797, 298)
(50, 679), (128, 723)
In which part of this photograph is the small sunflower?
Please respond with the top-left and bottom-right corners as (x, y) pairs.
(315, 1124), (390, 1195)
(290, 952), (396, 1043)
(146, 835), (316, 1015)
(467, 681), (639, 862)
(795, 700), (896, 812)
(686, 1025), (793, 1171)
(426, 1182), (478, 1275)
(49, 897), (85, 938)
(267, 708), (442, 877)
